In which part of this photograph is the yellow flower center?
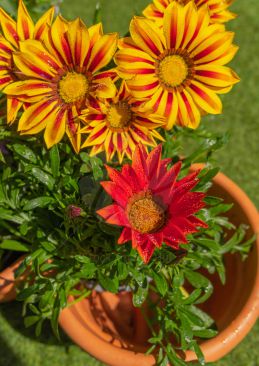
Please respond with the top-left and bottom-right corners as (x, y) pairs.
(107, 102), (132, 130)
(59, 72), (89, 104)
(158, 54), (188, 88)
(128, 195), (165, 234)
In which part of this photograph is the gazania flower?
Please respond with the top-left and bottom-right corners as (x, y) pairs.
(115, 1), (239, 130)
(80, 81), (164, 162)
(97, 144), (207, 263)
(3, 17), (118, 152)
(143, 0), (236, 26)
(0, 0), (54, 124)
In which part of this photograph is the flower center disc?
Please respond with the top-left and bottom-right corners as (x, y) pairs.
(128, 196), (165, 234)
(59, 72), (89, 104)
(158, 55), (188, 88)
(107, 102), (132, 130)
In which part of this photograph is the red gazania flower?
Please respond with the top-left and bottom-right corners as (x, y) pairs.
(97, 144), (208, 263)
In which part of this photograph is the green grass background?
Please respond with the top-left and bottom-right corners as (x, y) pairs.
(0, 0), (259, 365)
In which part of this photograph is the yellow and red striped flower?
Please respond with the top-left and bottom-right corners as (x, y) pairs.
(97, 143), (207, 263)
(80, 81), (164, 163)
(143, 0), (236, 26)
(115, 1), (239, 130)
(0, 0), (54, 124)
(3, 17), (118, 152)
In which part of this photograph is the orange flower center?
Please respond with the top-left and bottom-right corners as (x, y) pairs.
(128, 195), (165, 234)
(158, 54), (188, 88)
(107, 102), (132, 130)
(59, 72), (89, 104)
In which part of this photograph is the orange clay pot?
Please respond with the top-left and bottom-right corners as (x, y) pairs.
(0, 256), (25, 303)
(59, 168), (259, 366)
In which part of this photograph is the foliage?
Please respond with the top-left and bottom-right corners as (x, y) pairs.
(0, 122), (254, 365)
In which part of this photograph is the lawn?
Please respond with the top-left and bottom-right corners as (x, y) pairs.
(0, 0), (258, 365)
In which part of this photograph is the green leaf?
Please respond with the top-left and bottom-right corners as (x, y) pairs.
(193, 328), (218, 339)
(12, 144), (37, 164)
(31, 167), (55, 190)
(185, 270), (213, 303)
(23, 196), (55, 211)
(50, 145), (60, 178)
(98, 273), (119, 293)
(24, 315), (39, 328)
(133, 286), (148, 307)
(51, 297), (60, 340)
(152, 271), (168, 297)
(0, 239), (30, 252)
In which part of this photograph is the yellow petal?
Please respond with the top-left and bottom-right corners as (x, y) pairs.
(194, 64), (240, 88)
(67, 18), (90, 68)
(34, 7), (55, 40)
(7, 96), (23, 124)
(0, 8), (19, 48)
(129, 16), (164, 59)
(44, 108), (67, 148)
(187, 80), (222, 114)
(176, 90), (200, 129)
(51, 15), (72, 65)
(87, 33), (118, 73)
(18, 100), (57, 132)
(17, 0), (34, 41)
(163, 1), (185, 50)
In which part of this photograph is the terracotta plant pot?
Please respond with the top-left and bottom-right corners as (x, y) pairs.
(59, 169), (259, 366)
(0, 256), (25, 303)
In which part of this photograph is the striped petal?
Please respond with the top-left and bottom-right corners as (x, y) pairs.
(176, 90), (201, 129)
(192, 31), (235, 64)
(194, 65), (240, 88)
(51, 16), (72, 65)
(127, 75), (159, 98)
(7, 96), (23, 124)
(0, 8), (19, 48)
(17, 0), (34, 41)
(92, 76), (117, 99)
(34, 7), (55, 40)
(67, 18), (90, 68)
(187, 80), (222, 114)
(13, 49), (58, 80)
(66, 109), (81, 154)
(44, 108), (67, 148)
(129, 17), (165, 58)
(163, 1), (186, 50)
(4, 79), (53, 99)
(87, 33), (117, 73)
(18, 99), (57, 132)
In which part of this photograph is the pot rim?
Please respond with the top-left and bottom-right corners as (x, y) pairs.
(59, 168), (259, 365)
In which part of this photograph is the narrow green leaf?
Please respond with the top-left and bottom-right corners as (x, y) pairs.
(31, 167), (55, 190)
(0, 239), (30, 252)
(133, 286), (148, 307)
(50, 145), (60, 178)
(23, 196), (54, 211)
(12, 144), (37, 163)
(152, 271), (168, 297)
(24, 315), (39, 328)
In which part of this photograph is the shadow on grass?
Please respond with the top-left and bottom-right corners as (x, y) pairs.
(0, 335), (25, 366)
(0, 300), (72, 347)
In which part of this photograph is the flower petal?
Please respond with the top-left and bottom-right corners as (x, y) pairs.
(118, 227), (132, 244)
(163, 1), (185, 50)
(194, 65), (240, 88)
(51, 15), (72, 65)
(34, 7), (55, 40)
(0, 7), (19, 48)
(44, 108), (67, 148)
(67, 18), (90, 68)
(187, 80), (222, 114)
(17, 0), (34, 41)
(7, 96), (22, 124)
(129, 16), (164, 58)
(87, 33), (118, 73)
(97, 204), (129, 226)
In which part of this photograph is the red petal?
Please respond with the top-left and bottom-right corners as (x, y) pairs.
(105, 165), (133, 196)
(188, 215), (208, 228)
(96, 204), (129, 226)
(147, 232), (163, 248)
(118, 227), (132, 244)
(132, 144), (148, 189)
(136, 237), (156, 264)
(170, 192), (206, 217)
(100, 181), (129, 208)
(163, 223), (188, 244)
(121, 164), (143, 193)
